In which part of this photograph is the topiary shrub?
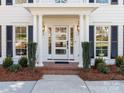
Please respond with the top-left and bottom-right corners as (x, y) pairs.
(97, 63), (110, 74)
(28, 42), (37, 69)
(18, 57), (28, 67)
(119, 65), (124, 75)
(3, 57), (13, 68)
(8, 64), (22, 72)
(95, 58), (105, 68)
(115, 56), (124, 67)
(82, 42), (91, 69)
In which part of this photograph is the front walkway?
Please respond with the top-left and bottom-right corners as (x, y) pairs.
(0, 75), (124, 93)
(32, 75), (124, 93)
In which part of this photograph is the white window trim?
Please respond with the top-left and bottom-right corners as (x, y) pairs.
(13, 25), (28, 58)
(94, 25), (111, 59)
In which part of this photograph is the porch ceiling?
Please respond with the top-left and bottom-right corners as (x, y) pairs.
(21, 3), (100, 15)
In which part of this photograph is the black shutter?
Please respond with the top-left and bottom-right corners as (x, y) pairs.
(28, 25), (33, 42)
(6, 26), (13, 57)
(89, 25), (94, 58)
(28, 0), (33, 3)
(89, 0), (94, 3)
(111, 26), (118, 58)
(6, 0), (13, 5)
(123, 26), (124, 56)
(111, 0), (118, 5)
(0, 26), (1, 57)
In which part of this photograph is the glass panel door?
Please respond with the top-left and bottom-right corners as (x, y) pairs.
(54, 26), (68, 59)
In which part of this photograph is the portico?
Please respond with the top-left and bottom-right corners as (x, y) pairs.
(23, 4), (99, 67)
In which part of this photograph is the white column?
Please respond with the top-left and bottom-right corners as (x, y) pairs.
(2, 25), (6, 58)
(33, 15), (38, 43)
(118, 25), (123, 56)
(37, 15), (43, 67)
(84, 14), (89, 42)
(118, 0), (123, 5)
(78, 14), (84, 67)
(1, 0), (6, 5)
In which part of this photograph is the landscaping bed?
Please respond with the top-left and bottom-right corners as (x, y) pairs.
(0, 66), (43, 81)
(0, 65), (124, 81)
(79, 65), (124, 81)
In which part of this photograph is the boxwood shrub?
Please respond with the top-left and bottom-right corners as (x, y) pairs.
(95, 58), (105, 68)
(97, 63), (110, 74)
(3, 57), (13, 68)
(18, 57), (28, 67)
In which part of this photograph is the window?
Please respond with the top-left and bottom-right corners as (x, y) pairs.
(111, 0), (118, 4)
(96, 0), (108, 3)
(95, 26), (109, 57)
(6, 0), (13, 5)
(55, 0), (67, 3)
(15, 0), (26, 4)
(48, 27), (52, 54)
(70, 27), (74, 54)
(15, 27), (27, 56)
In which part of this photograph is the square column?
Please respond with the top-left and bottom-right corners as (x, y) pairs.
(36, 15), (43, 67)
(84, 14), (89, 42)
(78, 14), (84, 67)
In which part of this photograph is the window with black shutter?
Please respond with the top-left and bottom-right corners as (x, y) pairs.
(28, 25), (33, 43)
(6, 26), (13, 57)
(111, 0), (118, 5)
(89, 0), (94, 3)
(89, 25), (94, 58)
(111, 26), (118, 58)
(28, 0), (33, 3)
(6, 0), (13, 5)
(0, 26), (1, 57)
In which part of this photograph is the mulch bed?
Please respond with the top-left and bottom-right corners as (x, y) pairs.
(79, 65), (124, 81)
(0, 66), (43, 81)
(0, 65), (124, 81)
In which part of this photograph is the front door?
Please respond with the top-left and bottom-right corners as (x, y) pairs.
(53, 26), (69, 59)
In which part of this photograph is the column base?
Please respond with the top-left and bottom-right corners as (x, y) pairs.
(78, 63), (83, 68)
(36, 61), (44, 67)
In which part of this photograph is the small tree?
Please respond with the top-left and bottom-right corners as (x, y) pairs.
(28, 42), (37, 69)
(82, 42), (91, 69)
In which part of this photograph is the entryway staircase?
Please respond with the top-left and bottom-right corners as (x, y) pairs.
(41, 62), (80, 75)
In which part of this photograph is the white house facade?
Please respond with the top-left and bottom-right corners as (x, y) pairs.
(0, 0), (123, 67)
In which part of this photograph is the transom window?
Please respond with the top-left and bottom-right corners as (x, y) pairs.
(55, 0), (67, 3)
(95, 26), (109, 57)
(15, 27), (27, 56)
(15, 0), (26, 4)
(96, 0), (109, 3)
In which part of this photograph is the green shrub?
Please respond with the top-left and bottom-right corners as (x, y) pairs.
(28, 42), (37, 69)
(3, 57), (13, 68)
(95, 58), (105, 68)
(18, 57), (28, 67)
(119, 65), (124, 75)
(115, 56), (124, 67)
(8, 64), (22, 72)
(82, 42), (90, 69)
(97, 63), (110, 74)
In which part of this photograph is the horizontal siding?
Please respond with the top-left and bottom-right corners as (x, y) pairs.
(90, 6), (124, 24)
(0, 6), (32, 24)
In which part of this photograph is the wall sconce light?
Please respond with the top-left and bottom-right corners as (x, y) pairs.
(77, 20), (80, 34)
(42, 22), (45, 35)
